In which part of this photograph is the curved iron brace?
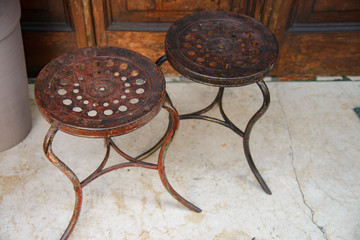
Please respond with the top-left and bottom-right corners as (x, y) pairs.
(179, 87), (244, 136)
(180, 87), (222, 118)
(108, 138), (157, 168)
(80, 139), (111, 187)
(218, 88), (245, 136)
(79, 138), (158, 186)
(43, 126), (82, 240)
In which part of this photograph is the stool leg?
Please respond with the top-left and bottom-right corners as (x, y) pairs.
(158, 95), (202, 213)
(155, 55), (167, 67)
(43, 126), (83, 239)
(243, 80), (272, 194)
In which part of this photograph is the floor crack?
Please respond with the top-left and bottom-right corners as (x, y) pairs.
(276, 89), (328, 240)
(289, 144), (328, 240)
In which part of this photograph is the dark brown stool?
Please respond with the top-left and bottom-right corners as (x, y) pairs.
(35, 47), (200, 240)
(157, 11), (279, 199)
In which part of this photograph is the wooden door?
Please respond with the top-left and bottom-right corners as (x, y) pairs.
(261, 0), (360, 77)
(90, 0), (258, 74)
(21, 0), (360, 77)
(20, 0), (94, 77)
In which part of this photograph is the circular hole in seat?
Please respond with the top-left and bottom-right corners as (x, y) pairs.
(63, 99), (72, 105)
(131, 70), (139, 77)
(58, 89), (67, 95)
(130, 98), (139, 104)
(106, 60), (114, 67)
(136, 88), (145, 94)
(120, 63), (128, 70)
(59, 79), (67, 86)
(136, 79), (145, 85)
(104, 109), (113, 115)
(118, 105), (127, 112)
(88, 110), (97, 117)
(72, 107), (82, 112)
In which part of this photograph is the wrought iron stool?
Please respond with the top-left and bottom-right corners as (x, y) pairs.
(157, 11), (279, 198)
(35, 47), (200, 240)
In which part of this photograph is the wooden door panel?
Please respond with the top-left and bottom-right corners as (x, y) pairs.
(20, 0), (92, 77)
(292, 0), (360, 31)
(106, 31), (171, 72)
(110, 0), (233, 23)
(268, 0), (360, 76)
(313, 0), (360, 11)
(301, 0), (360, 22)
(21, 0), (359, 77)
(125, 0), (221, 11)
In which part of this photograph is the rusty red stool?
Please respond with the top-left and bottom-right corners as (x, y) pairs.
(157, 11), (279, 197)
(35, 47), (200, 239)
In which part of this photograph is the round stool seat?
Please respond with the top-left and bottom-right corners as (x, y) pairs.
(36, 47), (165, 137)
(165, 11), (279, 87)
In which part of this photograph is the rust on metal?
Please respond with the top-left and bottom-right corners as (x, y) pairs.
(35, 46), (165, 137)
(165, 10), (279, 86)
(36, 46), (201, 239)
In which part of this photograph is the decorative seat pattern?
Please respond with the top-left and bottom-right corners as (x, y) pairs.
(165, 11), (278, 86)
(36, 47), (165, 137)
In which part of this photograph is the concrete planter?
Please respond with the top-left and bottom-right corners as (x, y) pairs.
(0, 0), (32, 151)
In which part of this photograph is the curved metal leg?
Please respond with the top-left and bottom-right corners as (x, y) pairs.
(243, 80), (271, 194)
(158, 95), (202, 213)
(43, 126), (83, 240)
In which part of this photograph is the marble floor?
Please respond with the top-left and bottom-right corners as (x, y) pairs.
(0, 80), (359, 240)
